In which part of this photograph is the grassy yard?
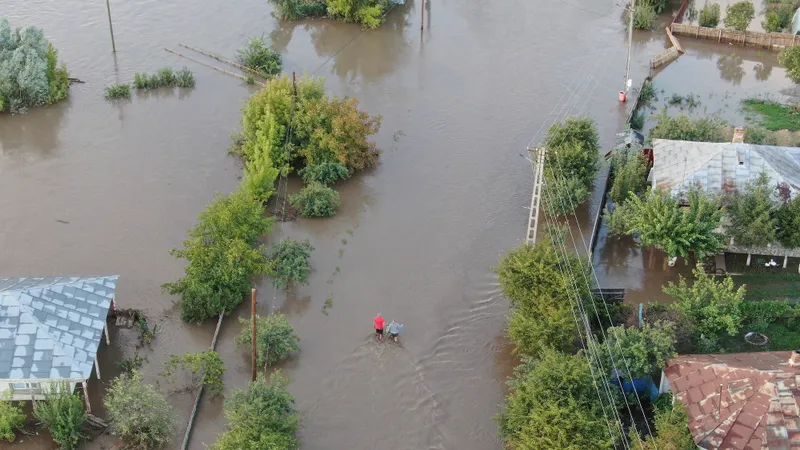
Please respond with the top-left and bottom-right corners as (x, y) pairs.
(718, 321), (800, 353)
(742, 98), (800, 131)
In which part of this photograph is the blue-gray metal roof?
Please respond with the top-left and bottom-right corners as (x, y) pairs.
(651, 139), (800, 198)
(0, 276), (117, 381)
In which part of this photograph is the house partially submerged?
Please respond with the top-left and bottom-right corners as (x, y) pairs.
(0, 276), (118, 406)
(660, 351), (800, 449)
(649, 139), (800, 200)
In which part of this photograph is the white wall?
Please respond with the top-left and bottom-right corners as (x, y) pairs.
(0, 380), (79, 401)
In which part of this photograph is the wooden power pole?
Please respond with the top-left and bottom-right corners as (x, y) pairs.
(105, 0), (116, 53)
(251, 288), (257, 382)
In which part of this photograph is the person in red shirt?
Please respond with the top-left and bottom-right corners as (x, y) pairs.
(374, 313), (384, 341)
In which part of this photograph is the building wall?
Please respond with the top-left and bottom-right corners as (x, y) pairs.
(0, 380), (79, 401)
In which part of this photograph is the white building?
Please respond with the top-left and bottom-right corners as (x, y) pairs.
(0, 276), (117, 403)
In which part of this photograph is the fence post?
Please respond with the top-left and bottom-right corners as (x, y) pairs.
(719, 29), (722, 42)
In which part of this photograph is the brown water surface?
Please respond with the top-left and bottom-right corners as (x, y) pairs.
(2, 1), (680, 448)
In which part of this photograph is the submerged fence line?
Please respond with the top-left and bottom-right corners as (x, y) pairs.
(671, 23), (799, 51)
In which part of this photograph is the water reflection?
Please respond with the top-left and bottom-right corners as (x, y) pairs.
(754, 61), (774, 81)
(717, 53), (745, 85)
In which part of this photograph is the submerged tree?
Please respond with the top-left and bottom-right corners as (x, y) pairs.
(236, 314), (300, 368)
(593, 321), (677, 380)
(609, 149), (649, 204)
(725, 173), (777, 247)
(105, 371), (174, 449)
(267, 238), (314, 290)
(237, 37), (282, 78)
(33, 383), (86, 450)
(160, 350), (226, 395)
(542, 117), (601, 215)
(723, 1), (755, 31)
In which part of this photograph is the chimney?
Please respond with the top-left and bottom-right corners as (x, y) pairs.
(789, 350), (800, 367)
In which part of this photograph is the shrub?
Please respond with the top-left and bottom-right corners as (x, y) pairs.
(211, 371), (300, 450)
(133, 72), (149, 89)
(665, 264), (746, 345)
(699, 1), (721, 27)
(640, 81), (655, 103)
(544, 117), (600, 189)
(724, 1), (755, 31)
(739, 300), (796, 325)
(633, 2), (657, 29)
(298, 161), (349, 184)
(236, 314), (300, 368)
(782, 46), (800, 85)
(267, 238), (313, 290)
(743, 125), (777, 145)
(609, 149), (649, 204)
(327, 0), (388, 29)
(604, 204), (632, 238)
(105, 371), (174, 449)
(237, 37), (282, 78)
(290, 182), (340, 218)
(163, 189), (272, 323)
(104, 83), (131, 100)
(157, 67), (176, 87)
(776, 195), (800, 248)
(33, 383), (86, 450)
(498, 350), (617, 450)
(0, 392), (24, 442)
(0, 19), (69, 113)
(593, 321), (677, 379)
(270, 0), (327, 20)
(176, 67), (195, 88)
(630, 110), (645, 130)
(636, 401), (695, 450)
(725, 172), (777, 247)
(763, 10), (783, 32)
(160, 350), (226, 395)
(543, 172), (591, 216)
(625, 188), (724, 261)
(649, 110), (727, 142)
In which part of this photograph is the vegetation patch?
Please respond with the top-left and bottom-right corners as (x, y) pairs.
(105, 371), (174, 449)
(0, 392), (24, 443)
(270, 0), (394, 29)
(160, 350), (226, 395)
(699, 1), (721, 27)
(742, 98), (800, 131)
(235, 314), (300, 368)
(267, 238), (314, 290)
(237, 37), (282, 78)
(104, 83), (131, 100)
(33, 383), (86, 450)
(290, 182), (340, 218)
(542, 117), (600, 215)
(133, 66), (195, 90)
(649, 110), (727, 142)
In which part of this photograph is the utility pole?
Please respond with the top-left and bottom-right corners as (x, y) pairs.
(105, 0), (116, 53)
(421, 0), (425, 31)
(251, 288), (257, 382)
(525, 147), (546, 244)
(292, 71), (297, 98)
(621, 0), (635, 101)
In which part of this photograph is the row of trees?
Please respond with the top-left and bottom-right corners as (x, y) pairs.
(494, 238), (693, 448)
(270, 0), (395, 29)
(0, 18), (70, 114)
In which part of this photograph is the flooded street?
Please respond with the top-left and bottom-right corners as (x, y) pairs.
(3, 0), (671, 448)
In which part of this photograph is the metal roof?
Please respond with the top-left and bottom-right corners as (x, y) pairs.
(651, 139), (800, 198)
(0, 276), (117, 381)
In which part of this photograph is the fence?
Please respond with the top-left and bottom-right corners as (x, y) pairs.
(650, 46), (680, 69)
(671, 23), (799, 50)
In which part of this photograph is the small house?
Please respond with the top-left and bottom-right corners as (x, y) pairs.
(0, 276), (118, 404)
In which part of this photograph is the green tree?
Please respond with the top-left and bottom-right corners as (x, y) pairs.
(625, 188), (724, 260)
(633, 2), (657, 29)
(267, 238), (313, 290)
(33, 383), (86, 450)
(609, 149), (649, 204)
(211, 371), (300, 450)
(723, 1), (755, 31)
(725, 173), (777, 247)
(160, 350), (226, 395)
(104, 371), (174, 449)
(776, 194), (800, 248)
(544, 117), (600, 189)
(236, 314), (300, 368)
(699, 2), (721, 27)
(326, 0), (388, 29)
(594, 321), (677, 379)
(633, 401), (695, 450)
(604, 203), (633, 238)
(0, 392), (24, 442)
(290, 182), (340, 218)
(543, 173), (591, 216)
(298, 161), (349, 184)
(664, 264), (745, 345)
(649, 110), (727, 142)
(237, 37), (282, 78)
(495, 240), (591, 357)
(163, 189), (272, 323)
(498, 350), (617, 450)
(779, 46), (800, 84)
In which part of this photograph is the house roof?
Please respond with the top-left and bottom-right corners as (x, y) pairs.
(664, 352), (800, 450)
(0, 276), (117, 381)
(650, 139), (800, 198)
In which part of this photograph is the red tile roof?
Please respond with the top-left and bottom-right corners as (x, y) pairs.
(664, 352), (800, 450)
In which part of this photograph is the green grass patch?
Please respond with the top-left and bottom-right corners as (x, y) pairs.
(737, 281), (800, 301)
(742, 98), (800, 131)
(718, 321), (800, 352)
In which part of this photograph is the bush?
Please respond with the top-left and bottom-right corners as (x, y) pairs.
(211, 371), (300, 450)
(604, 204), (632, 238)
(625, 188), (724, 261)
(609, 149), (648, 204)
(593, 321), (677, 379)
(543, 172), (591, 216)
(133, 72), (149, 89)
(776, 195), (800, 248)
(104, 83), (131, 100)
(699, 1), (721, 27)
(665, 264), (746, 345)
(298, 161), (349, 184)
(633, 2), (657, 29)
(105, 371), (174, 449)
(236, 314), (300, 368)
(630, 110), (645, 130)
(237, 37), (282, 78)
(779, 46), (800, 83)
(544, 117), (600, 189)
(725, 172), (777, 247)
(327, 0), (388, 29)
(160, 350), (226, 395)
(157, 67), (176, 86)
(163, 189), (272, 323)
(290, 182), (340, 218)
(176, 67), (195, 88)
(724, 1), (755, 31)
(267, 238), (314, 290)
(743, 125), (777, 145)
(649, 110), (727, 142)
(0, 19), (69, 113)
(33, 383), (86, 450)
(0, 392), (24, 442)
(636, 401), (695, 450)
(763, 10), (783, 32)
(497, 350), (617, 450)
(739, 300), (796, 325)
(270, 0), (327, 20)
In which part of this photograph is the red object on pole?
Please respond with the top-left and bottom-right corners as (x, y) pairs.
(251, 288), (257, 382)
(619, 91), (627, 102)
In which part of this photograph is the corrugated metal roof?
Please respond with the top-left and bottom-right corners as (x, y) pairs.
(651, 139), (800, 198)
(0, 276), (117, 381)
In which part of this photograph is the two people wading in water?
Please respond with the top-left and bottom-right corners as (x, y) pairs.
(374, 313), (403, 343)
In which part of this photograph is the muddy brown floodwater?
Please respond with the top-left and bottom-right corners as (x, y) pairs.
(2, 0), (675, 449)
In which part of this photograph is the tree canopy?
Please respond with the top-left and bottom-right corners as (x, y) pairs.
(609, 149), (649, 205)
(290, 181), (340, 218)
(105, 371), (174, 450)
(776, 194), (800, 248)
(33, 383), (86, 450)
(267, 238), (314, 290)
(725, 172), (777, 247)
(779, 46), (800, 84)
(542, 117), (600, 215)
(594, 321), (677, 380)
(236, 314), (300, 368)
(723, 1), (755, 31)
(648, 111), (727, 142)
